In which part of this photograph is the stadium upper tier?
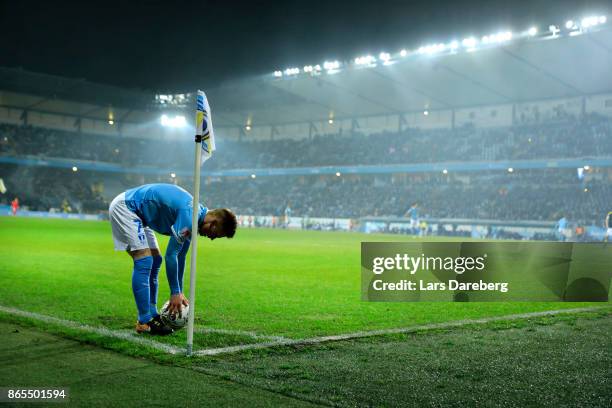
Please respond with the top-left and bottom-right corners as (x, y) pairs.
(1, 115), (611, 172)
(0, 23), (611, 134)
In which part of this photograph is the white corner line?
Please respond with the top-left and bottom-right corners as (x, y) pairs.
(0, 305), (606, 357)
(193, 306), (608, 356)
(194, 327), (289, 341)
(0, 305), (182, 355)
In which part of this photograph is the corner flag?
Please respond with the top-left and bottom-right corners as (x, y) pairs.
(195, 90), (215, 164)
(187, 89), (215, 356)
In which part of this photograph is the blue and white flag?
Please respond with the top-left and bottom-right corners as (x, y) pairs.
(195, 90), (215, 164)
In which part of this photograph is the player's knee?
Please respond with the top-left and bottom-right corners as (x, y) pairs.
(129, 248), (151, 260)
(151, 254), (162, 270)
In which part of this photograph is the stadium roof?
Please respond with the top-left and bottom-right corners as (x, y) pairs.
(1, 25), (611, 128)
(208, 25), (612, 127)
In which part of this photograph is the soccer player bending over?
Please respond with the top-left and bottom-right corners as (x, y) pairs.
(109, 183), (237, 335)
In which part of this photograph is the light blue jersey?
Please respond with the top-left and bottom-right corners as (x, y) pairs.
(124, 183), (207, 294)
(406, 207), (419, 220)
(125, 184), (206, 245)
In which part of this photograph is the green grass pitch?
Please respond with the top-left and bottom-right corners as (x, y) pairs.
(0, 217), (601, 349)
(0, 217), (610, 406)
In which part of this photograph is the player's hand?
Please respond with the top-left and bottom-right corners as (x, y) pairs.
(169, 293), (189, 314)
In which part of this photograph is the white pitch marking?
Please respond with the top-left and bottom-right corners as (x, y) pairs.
(194, 327), (289, 341)
(0, 305), (606, 357)
(0, 305), (181, 355)
(193, 306), (607, 356)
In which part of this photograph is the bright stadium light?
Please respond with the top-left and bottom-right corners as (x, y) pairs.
(423, 110), (429, 116)
(108, 119), (114, 125)
(355, 55), (376, 65)
(442, 169), (448, 174)
(170, 173), (176, 178)
(583, 165), (590, 170)
(250, 174), (256, 179)
(314, 64), (322, 72)
(581, 16), (605, 29)
(72, 166), (78, 172)
(328, 118), (334, 124)
(508, 167), (514, 173)
(160, 114), (187, 128)
(462, 37), (477, 49)
(549, 25), (560, 35)
(400, 49), (408, 57)
(449, 40), (459, 50)
(245, 124), (251, 131)
(565, 20), (575, 29)
(527, 26), (538, 36)
(323, 60), (340, 71)
(303, 65), (313, 73)
(273, 70), (283, 77)
(379, 52), (391, 62)
(284, 67), (300, 76)
(335, 172), (341, 177)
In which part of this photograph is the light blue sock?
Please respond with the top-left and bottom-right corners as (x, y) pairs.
(149, 255), (162, 317)
(132, 256), (153, 324)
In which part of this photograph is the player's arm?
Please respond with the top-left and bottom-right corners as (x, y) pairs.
(176, 238), (190, 293)
(165, 236), (189, 313)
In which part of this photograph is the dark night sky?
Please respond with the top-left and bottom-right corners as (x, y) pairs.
(1, 0), (609, 93)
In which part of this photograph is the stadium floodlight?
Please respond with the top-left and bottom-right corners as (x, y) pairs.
(284, 67), (300, 76)
(273, 70), (283, 77)
(160, 114), (187, 128)
(245, 124), (251, 131)
(462, 37), (477, 49)
(336, 172), (341, 177)
(400, 49), (408, 57)
(304, 65), (313, 73)
(72, 166), (78, 172)
(355, 55), (376, 65)
(323, 60), (340, 71)
(449, 40), (459, 51)
(328, 118), (334, 124)
(549, 25), (560, 35)
(442, 169), (448, 174)
(584, 187), (589, 192)
(581, 16), (604, 29)
(508, 167), (514, 173)
(565, 20), (575, 29)
(583, 165), (590, 170)
(379, 52), (391, 62)
(528, 27), (538, 36)
(314, 64), (322, 72)
(108, 119), (114, 125)
(251, 174), (256, 179)
(170, 173), (176, 178)
(484, 31), (513, 44)
(423, 110), (429, 116)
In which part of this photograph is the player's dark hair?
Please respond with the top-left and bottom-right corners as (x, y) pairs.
(219, 208), (237, 238)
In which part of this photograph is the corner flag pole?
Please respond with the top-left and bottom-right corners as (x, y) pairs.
(187, 90), (214, 356)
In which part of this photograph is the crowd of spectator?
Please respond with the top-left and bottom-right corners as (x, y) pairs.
(1, 114), (610, 225)
(201, 169), (609, 225)
(1, 114), (611, 171)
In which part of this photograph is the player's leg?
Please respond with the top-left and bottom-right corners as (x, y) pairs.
(109, 193), (170, 335)
(144, 227), (162, 318)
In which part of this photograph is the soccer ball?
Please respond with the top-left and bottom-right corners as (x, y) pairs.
(160, 301), (190, 330)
